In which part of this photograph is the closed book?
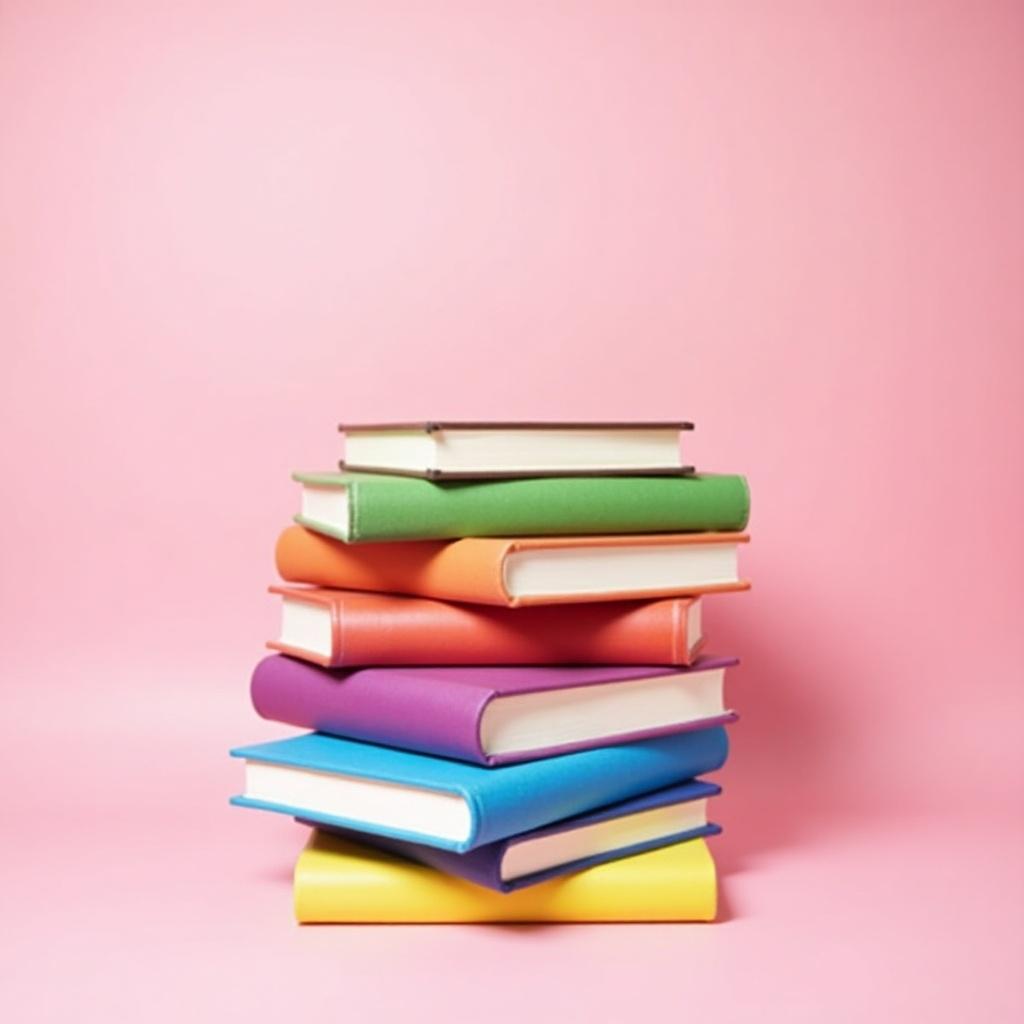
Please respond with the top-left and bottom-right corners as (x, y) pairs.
(294, 833), (718, 922)
(338, 420), (694, 479)
(295, 471), (749, 542)
(276, 525), (750, 606)
(230, 726), (729, 852)
(299, 778), (721, 892)
(250, 654), (737, 765)
(271, 587), (704, 667)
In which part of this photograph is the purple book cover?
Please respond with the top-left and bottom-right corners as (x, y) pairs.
(251, 653), (738, 766)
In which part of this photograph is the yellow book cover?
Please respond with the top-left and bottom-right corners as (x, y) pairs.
(294, 833), (718, 923)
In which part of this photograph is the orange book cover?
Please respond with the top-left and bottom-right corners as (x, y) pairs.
(275, 525), (749, 607)
(269, 585), (704, 666)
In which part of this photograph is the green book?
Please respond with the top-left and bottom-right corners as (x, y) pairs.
(293, 471), (750, 543)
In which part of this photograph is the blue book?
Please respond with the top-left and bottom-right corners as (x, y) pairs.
(299, 779), (722, 891)
(230, 727), (728, 853)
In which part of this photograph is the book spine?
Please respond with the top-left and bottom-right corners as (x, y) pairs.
(347, 473), (751, 542)
(294, 837), (718, 922)
(249, 656), (490, 765)
(274, 526), (511, 605)
(311, 597), (691, 667)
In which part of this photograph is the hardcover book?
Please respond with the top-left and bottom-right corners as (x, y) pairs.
(230, 726), (729, 852)
(294, 471), (749, 542)
(294, 833), (718, 922)
(250, 653), (737, 765)
(300, 778), (721, 892)
(271, 587), (705, 667)
(338, 421), (694, 479)
(275, 525), (750, 606)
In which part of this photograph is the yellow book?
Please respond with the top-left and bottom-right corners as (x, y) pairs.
(294, 833), (718, 923)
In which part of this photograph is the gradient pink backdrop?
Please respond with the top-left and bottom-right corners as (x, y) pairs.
(1, 1), (1022, 1020)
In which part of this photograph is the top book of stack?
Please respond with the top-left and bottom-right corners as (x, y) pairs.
(338, 421), (694, 479)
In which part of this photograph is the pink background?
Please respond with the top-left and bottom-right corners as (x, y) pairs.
(2, 1), (1022, 1019)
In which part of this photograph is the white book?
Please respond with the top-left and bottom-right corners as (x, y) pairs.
(338, 420), (694, 478)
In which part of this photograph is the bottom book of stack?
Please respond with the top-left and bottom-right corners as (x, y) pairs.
(294, 833), (718, 923)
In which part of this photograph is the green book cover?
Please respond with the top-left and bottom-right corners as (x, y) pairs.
(293, 471), (750, 543)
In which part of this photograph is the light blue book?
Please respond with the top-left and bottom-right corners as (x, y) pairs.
(230, 727), (729, 853)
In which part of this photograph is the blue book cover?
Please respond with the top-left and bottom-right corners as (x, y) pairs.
(230, 726), (728, 852)
(299, 778), (722, 891)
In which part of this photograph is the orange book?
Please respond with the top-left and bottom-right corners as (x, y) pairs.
(275, 525), (749, 608)
(269, 586), (705, 666)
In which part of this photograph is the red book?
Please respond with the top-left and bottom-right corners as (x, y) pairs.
(269, 586), (705, 667)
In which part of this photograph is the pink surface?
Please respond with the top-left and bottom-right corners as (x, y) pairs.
(1, 1), (1022, 1019)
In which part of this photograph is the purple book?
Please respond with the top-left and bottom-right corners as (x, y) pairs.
(251, 653), (738, 766)
(297, 779), (722, 891)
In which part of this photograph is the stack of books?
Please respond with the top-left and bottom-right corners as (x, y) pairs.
(230, 421), (751, 923)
